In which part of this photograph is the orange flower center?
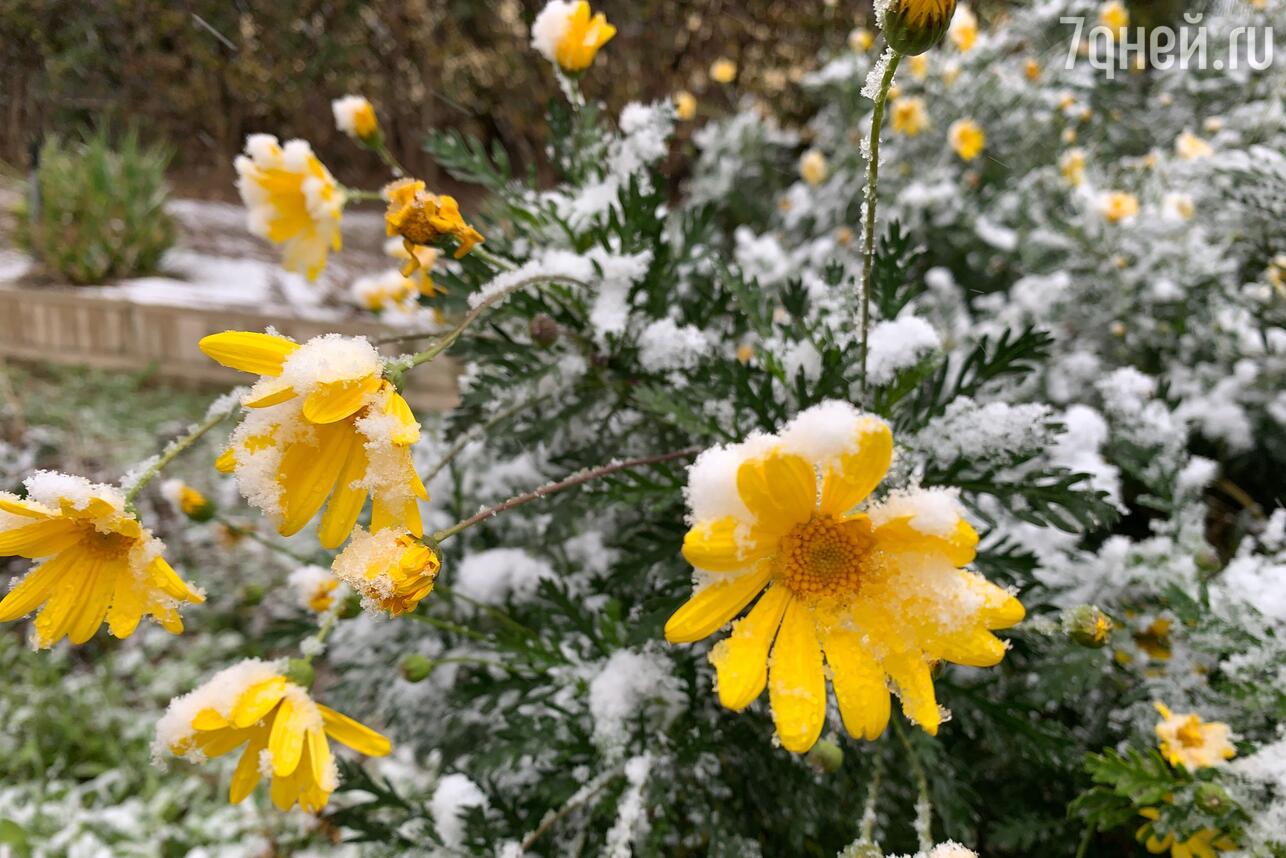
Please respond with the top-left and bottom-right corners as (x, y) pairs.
(1177, 717), (1206, 748)
(774, 515), (873, 600)
(79, 526), (136, 559)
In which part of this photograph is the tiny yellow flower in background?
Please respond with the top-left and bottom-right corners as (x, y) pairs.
(1024, 57), (1041, 80)
(199, 331), (428, 550)
(1266, 255), (1286, 295)
(1060, 147), (1086, 187)
(331, 527), (441, 616)
(1099, 0), (1129, 38)
(880, 0), (958, 55)
(799, 149), (828, 186)
(710, 57), (738, 84)
(384, 237), (443, 299)
(892, 96), (929, 136)
(385, 178), (484, 264)
(0, 472), (204, 647)
(941, 60), (962, 86)
(1164, 192), (1195, 221)
(331, 95), (379, 141)
(909, 54), (930, 79)
(160, 478), (216, 523)
(736, 343), (755, 364)
(1175, 129), (1214, 160)
(674, 90), (698, 121)
(530, 0), (616, 73)
(1136, 808), (1236, 858)
(235, 135), (344, 281)
(156, 659), (391, 812)
(289, 565), (343, 613)
(849, 27), (875, 52)
(666, 402), (1023, 753)
(350, 270), (420, 316)
(1154, 702), (1236, 770)
(948, 3), (978, 52)
(948, 119), (985, 161)
(1099, 191), (1140, 223)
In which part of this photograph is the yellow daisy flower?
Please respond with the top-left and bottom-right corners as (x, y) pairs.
(157, 659), (391, 812)
(1154, 702), (1236, 770)
(665, 402), (1023, 753)
(200, 331), (428, 550)
(331, 95), (379, 141)
(160, 479), (216, 522)
(1137, 808), (1236, 858)
(235, 135), (344, 281)
(1099, 0), (1129, 38)
(1100, 191), (1140, 223)
(331, 526), (441, 616)
(289, 565), (343, 613)
(881, 0), (958, 55)
(892, 96), (929, 136)
(849, 28), (875, 52)
(384, 179), (484, 265)
(948, 3), (979, 52)
(710, 58), (738, 84)
(0, 472), (203, 648)
(799, 149), (829, 186)
(530, 0), (617, 73)
(949, 119), (986, 161)
(1060, 148), (1087, 187)
(1175, 129), (1214, 161)
(674, 90), (698, 121)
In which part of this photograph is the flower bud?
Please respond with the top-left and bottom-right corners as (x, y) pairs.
(805, 738), (844, 773)
(1194, 782), (1230, 814)
(879, 0), (958, 56)
(284, 658), (315, 689)
(160, 479), (215, 522)
(1064, 605), (1113, 648)
(401, 653), (435, 683)
(530, 313), (560, 348)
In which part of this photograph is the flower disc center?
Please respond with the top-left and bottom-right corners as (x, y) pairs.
(775, 514), (873, 601)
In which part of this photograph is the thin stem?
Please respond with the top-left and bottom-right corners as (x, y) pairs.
(472, 244), (518, 272)
(422, 396), (540, 484)
(859, 751), (885, 844)
(342, 186), (385, 202)
(405, 612), (491, 642)
(859, 50), (903, 395)
(302, 611), (338, 665)
(123, 407), (235, 507)
(432, 447), (700, 544)
(521, 764), (622, 850)
(214, 514), (314, 565)
(1074, 824), (1096, 858)
(894, 717), (933, 852)
(369, 136), (407, 179)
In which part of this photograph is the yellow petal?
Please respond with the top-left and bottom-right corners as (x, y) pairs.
(270, 763), (304, 811)
(231, 677), (288, 728)
(308, 728), (335, 792)
(882, 651), (940, 734)
(318, 704), (392, 756)
(736, 452), (817, 532)
(0, 518), (83, 559)
(819, 420), (893, 516)
(710, 584), (790, 711)
(149, 556), (203, 603)
(193, 708), (229, 731)
(0, 550), (74, 622)
(681, 516), (772, 573)
(370, 493), (423, 539)
(317, 432), (368, 550)
(874, 516), (979, 567)
(936, 627), (1008, 668)
(193, 725), (257, 759)
(268, 695), (308, 776)
(276, 421), (353, 536)
(768, 598), (827, 753)
(243, 384), (297, 409)
(106, 568), (145, 639)
(229, 729), (269, 804)
(384, 389), (420, 446)
(0, 494), (54, 518)
(68, 554), (119, 644)
(302, 376), (381, 424)
(822, 625), (891, 741)
(957, 570), (1025, 629)
(665, 561), (772, 644)
(32, 551), (91, 647)
(215, 447), (237, 474)
(199, 331), (299, 377)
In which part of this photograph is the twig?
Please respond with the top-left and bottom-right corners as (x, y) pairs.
(123, 407), (234, 507)
(521, 764), (623, 850)
(422, 397), (540, 484)
(431, 447), (700, 544)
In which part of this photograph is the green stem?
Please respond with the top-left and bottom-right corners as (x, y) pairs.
(341, 186), (386, 202)
(894, 717), (933, 852)
(422, 397), (540, 484)
(406, 612), (491, 642)
(301, 611), (338, 665)
(859, 50), (903, 395)
(431, 447), (699, 544)
(369, 136), (408, 179)
(123, 407), (235, 508)
(1075, 824), (1096, 858)
(213, 514), (315, 565)
(859, 751), (885, 844)
(472, 244), (518, 272)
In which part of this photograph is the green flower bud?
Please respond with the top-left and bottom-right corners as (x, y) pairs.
(529, 313), (560, 348)
(400, 653), (434, 683)
(284, 658), (315, 689)
(879, 0), (958, 56)
(1064, 604), (1113, 648)
(1194, 782), (1230, 814)
(805, 738), (845, 773)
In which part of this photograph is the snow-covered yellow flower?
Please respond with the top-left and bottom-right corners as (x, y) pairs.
(849, 28), (875, 52)
(1100, 191), (1140, 223)
(1165, 192), (1195, 221)
(1024, 57), (1041, 80)
(1175, 129), (1213, 160)
(530, 0), (616, 73)
(892, 97), (929, 136)
(331, 95), (378, 141)
(350, 270), (420, 316)
(949, 119), (985, 161)
(948, 3), (978, 52)
(1060, 147), (1087, 187)
(200, 331), (427, 550)
(1099, 0), (1129, 37)
(289, 565), (342, 613)
(909, 54), (930, 79)
(156, 660), (391, 812)
(0, 472), (203, 648)
(331, 527), (440, 616)
(710, 58), (738, 84)
(1137, 808), (1235, 858)
(665, 402), (1023, 753)
(161, 478), (215, 522)
(881, 0), (958, 55)
(1154, 703), (1236, 770)
(674, 90), (697, 121)
(235, 135), (344, 281)
(799, 149), (828, 186)
(385, 178), (484, 263)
